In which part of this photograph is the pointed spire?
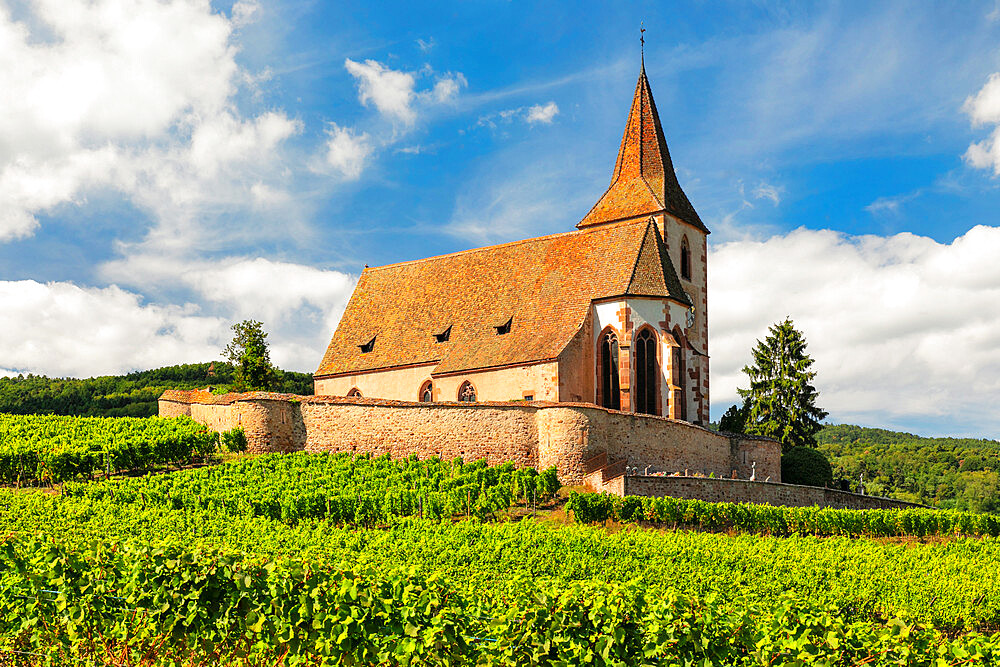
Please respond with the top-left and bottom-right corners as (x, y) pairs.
(578, 63), (707, 232)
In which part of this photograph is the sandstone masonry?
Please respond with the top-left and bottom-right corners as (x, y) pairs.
(159, 390), (780, 485)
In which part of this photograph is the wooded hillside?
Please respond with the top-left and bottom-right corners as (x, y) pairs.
(0, 362), (313, 418)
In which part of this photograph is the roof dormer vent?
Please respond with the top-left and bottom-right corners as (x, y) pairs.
(358, 336), (376, 353)
(434, 326), (452, 343)
(495, 317), (512, 335)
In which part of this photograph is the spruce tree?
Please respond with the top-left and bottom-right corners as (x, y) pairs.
(737, 318), (828, 450)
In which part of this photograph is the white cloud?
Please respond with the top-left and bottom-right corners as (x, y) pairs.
(231, 0), (260, 27)
(416, 37), (435, 53)
(322, 123), (371, 180)
(710, 225), (1000, 435)
(526, 102), (560, 124)
(431, 72), (467, 104)
(98, 255), (357, 372)
(752, 182), (782, 205)
(964, 73), (1000, 175)
(478, 101), (560, 129)
(0, 280), (225, 377)
(0, 0), (301, 247)
(345, 58), (418, 125)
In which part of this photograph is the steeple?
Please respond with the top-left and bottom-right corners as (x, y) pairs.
(578, 64), (707, 232)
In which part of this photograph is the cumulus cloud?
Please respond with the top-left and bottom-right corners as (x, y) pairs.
(710, 225), (1000, 435)
(0, 0), (302, 248)
(321, 123), (372, 180)
(526, 102), (560, 124)
(0, 280), (226, 377)
(964, 73), (1000, 175)
(344, 58), (419, 125)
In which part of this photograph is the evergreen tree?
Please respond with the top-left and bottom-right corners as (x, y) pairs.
(223, 320), (276, 391)
(737, 318), (828, 451)
(718, 403), (749, 433)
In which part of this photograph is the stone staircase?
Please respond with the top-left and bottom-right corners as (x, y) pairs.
(582, 452), (628, 493)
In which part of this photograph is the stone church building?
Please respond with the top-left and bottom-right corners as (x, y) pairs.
(315, 64), (711, 425)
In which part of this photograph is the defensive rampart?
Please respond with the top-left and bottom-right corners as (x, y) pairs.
(620, 475), (923, 510)
(159, 390), (781, 484)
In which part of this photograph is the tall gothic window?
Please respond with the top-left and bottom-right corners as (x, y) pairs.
(599, 330), (621, 410)
(671, 336), (687, 421)
(458, 381), (477, 402)
(680, 236), (691, 280)
(419, 381), (433, 402)
(634, 328), (659, 415)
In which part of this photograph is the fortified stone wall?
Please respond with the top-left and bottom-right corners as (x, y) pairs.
(158, 390), (780, 484)
(622, 475), (923, 510)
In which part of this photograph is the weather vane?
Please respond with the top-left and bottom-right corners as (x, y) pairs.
(640, 22), (645, 54)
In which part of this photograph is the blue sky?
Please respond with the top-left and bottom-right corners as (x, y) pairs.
(2, 0), (1000, 437)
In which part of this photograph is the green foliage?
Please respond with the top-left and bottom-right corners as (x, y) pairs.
(818, 424), (1000, 510)
(64, 453), (561, 525)
(738, 318), (828, 450)
(4, 522), (1000, 663)
(565, 491), (1000, 538)
(0, 361), (313, 417)
(220, 427), (248, 453)
(718, 402), (748, 433)
(223, 319), (276, 391)
(0, 413), (217, 483)
(782, 446), (834, 487)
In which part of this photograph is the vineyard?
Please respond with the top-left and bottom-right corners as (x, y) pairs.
(64, 452), (561, 524)
(0, 414), (217, 484)
(566, 490), (1000, 538)
(2, 428), (1000, 664)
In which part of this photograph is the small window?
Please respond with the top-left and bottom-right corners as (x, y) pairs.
(458, 381), (477, 402)
(523, 394), (534, 401)
(419, 381), (434, 403)
(495, 317), (512, 335)
(347, 388), (362, 398)
(680, 237), (692, 280)
(358, 336), (376, 353)
(434, 326), (452, 343)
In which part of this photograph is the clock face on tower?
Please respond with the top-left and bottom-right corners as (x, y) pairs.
(686, 306), (696, 329)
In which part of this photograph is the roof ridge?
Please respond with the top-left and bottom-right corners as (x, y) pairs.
(364, 219), (650, 272)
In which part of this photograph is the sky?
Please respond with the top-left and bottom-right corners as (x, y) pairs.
(2, 0), (1000, 437)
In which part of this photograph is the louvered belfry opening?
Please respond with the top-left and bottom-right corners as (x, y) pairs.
(600, 331), (621, 411)
(635, 328), (658, 415)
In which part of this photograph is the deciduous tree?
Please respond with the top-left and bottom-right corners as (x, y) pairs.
(223, 320), (275, 391)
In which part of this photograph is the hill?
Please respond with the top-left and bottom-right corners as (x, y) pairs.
(817, 424), (1000, 511)
(0, 362), (313, 418)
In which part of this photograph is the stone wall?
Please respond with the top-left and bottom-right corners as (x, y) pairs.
(158, 390), (780, 485)
(314, 361), (560, 403)
(622, 475), (923, 510)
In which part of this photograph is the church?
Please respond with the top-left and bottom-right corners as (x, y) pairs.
(314, 63), (710, 425)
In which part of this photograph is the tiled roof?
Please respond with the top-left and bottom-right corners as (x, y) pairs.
(316, 218), (689, 378)
(578, 65), (707, 232)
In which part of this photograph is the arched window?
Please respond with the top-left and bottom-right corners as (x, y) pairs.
(680, 236), (691, 280)
(599, 330), (621, 410)
(347, 388), (362, 398)
(634, 328), (659, 415)
(458, 381), (477, 402)
(419, 381), (434, 402)
(671, 328), (688, 421)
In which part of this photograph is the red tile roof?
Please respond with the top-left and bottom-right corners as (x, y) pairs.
(315, 218), (690, 378)
(578, 65), (707, 232)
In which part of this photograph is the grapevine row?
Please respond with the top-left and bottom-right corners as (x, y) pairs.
(567, 491), (1000, 537)
(2, 536), (998, 666)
